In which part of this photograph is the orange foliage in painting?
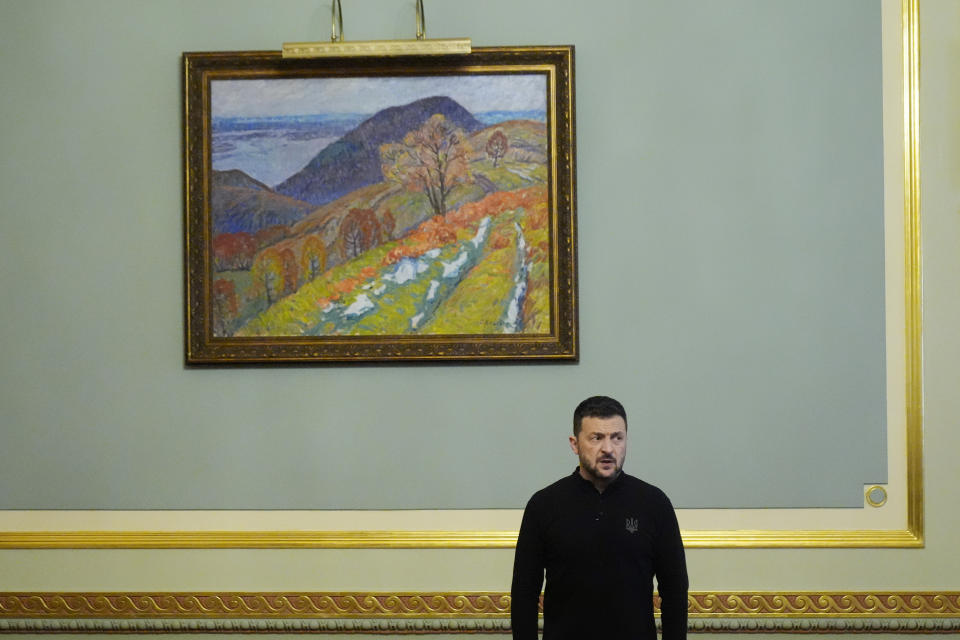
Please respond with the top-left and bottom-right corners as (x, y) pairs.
(212, 232), (257, 271)
(445, 185), (546, 227)
(333, 277), (361, 295)
(251, 248), (284, 304)
(381, 216), (458, 266)
(379, 186), (548, 267)
(299, 234), (326, 282)
(380, 114), (473, 217)
(279, 248), (298, 296)
(382, 244), (422, 266)
(213, 279), (237, 314)
(212, 278), (238, 336)
(488, 229), (512, 250)
(526, 201), (550, 230)
(338, 208), (388, 262)
(381, 209), (396, 238)
(485, 129), (509, 168)
(411, 216), (458, 246)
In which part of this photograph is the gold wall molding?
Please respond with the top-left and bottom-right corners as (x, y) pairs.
(0, 528), (925, 549)
(3, 618), (960, 634)
(688, 593), (960, 617)
(2, 592), (960, 619)
(2, 592), (960, 635)
(0, 0), (923, 552)
(0, 593), (510, 619)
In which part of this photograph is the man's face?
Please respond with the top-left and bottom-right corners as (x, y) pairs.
(569, 415), (627, 486)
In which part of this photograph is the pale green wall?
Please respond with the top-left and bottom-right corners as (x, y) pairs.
(0, 0), (888, 511)
(2, 0), (960, 638)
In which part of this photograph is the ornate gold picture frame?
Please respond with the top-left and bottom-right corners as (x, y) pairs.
(184, 47), (577, 364)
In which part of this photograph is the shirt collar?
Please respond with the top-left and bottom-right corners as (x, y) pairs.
(571, 466), (624, 494)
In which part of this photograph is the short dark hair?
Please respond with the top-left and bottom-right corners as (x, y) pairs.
(573, 395), (627, 436)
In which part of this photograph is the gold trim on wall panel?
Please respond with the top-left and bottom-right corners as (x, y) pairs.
(0, 528), (924, 549)
(901, 0), (924, 550)
(2, 592), (960, 635)
(0, 531), (517, 549)
(0, 0), (923, 551)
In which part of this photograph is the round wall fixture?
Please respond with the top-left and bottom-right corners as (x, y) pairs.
(865, 485), (888, 507)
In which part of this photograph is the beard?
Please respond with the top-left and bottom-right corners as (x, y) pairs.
(579, 451), (623, 482)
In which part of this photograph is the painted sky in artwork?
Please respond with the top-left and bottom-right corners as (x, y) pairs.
(212, 74), (547, 117)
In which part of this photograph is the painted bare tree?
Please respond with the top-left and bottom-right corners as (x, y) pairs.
(381, 114), (473, 217)
(485, 129), (509, 168)
(337, 208), (384, 262)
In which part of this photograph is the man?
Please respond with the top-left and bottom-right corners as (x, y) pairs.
(511, 395), (688, 639)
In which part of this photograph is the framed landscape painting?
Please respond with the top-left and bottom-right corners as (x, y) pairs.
(184, 47), (577, 363)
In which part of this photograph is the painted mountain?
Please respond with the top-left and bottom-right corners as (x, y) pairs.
(207, 77), (552, 340)
(274, 96), (482, 206)
(211, 169), (316, 235)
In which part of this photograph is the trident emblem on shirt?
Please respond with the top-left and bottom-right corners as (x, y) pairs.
(625, 517), (639, 533)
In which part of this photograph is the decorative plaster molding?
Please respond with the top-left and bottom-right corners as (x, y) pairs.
(2, 592), (960, 635)
(0, 593), (511, 618)
(687, 593), (960, 616)
(3, 617), (960, 635)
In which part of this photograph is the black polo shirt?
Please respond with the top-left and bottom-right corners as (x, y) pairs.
(511, 469), (688, 640)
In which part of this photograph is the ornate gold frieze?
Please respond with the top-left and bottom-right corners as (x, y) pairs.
(4, 618), (960, 634)
(3, 592), (960, 620)
(0, 594), (510, 619)
(686, 593), (960, 617)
